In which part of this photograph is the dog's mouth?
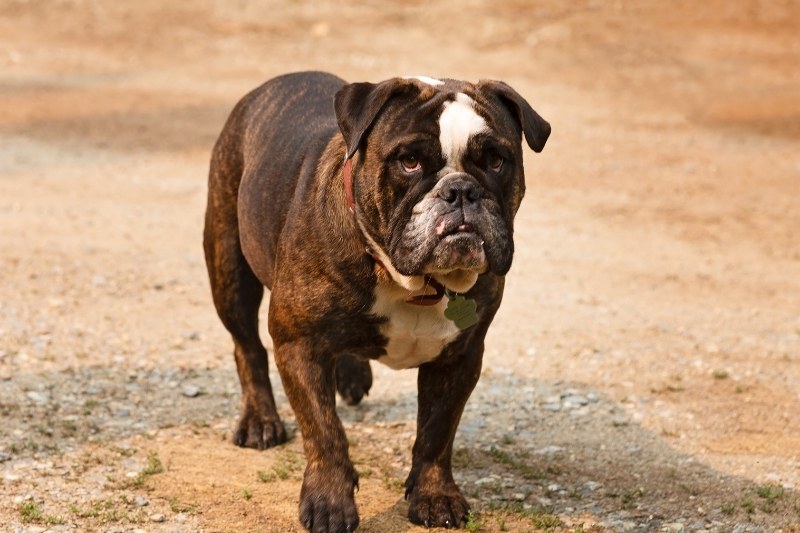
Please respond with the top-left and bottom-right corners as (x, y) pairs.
(391, 187), (513, 285)
(427, 222), (487, 273)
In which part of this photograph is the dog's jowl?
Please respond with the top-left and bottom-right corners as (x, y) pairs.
(203, 71), (549, 532)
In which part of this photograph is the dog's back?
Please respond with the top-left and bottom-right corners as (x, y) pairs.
(206, 71), (345, 290)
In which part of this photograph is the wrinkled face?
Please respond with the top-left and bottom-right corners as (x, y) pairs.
(352, 78), (528, 292)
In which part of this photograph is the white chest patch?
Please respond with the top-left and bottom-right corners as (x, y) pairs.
(372, 283), (461, 370)
(438, 93), (488, 172)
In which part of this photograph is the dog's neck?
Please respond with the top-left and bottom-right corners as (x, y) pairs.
(345, 157), (446, 305)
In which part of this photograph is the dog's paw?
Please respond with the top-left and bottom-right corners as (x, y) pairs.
(233, 407), (287, 450)
(299, 466), (359, 533)
(335, 354), (372, 406)
(406, 484), (469, 529)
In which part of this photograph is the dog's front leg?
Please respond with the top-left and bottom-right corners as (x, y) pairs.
(274, 339), (359, 533)
(405, 345), (483, 528)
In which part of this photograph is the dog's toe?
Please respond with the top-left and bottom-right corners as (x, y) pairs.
(299, 465), (359, 533)
(407, 489), (469, 529)
(234, 411), (287, 449)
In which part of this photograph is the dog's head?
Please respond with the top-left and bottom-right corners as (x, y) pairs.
(335, 76), (549, 293)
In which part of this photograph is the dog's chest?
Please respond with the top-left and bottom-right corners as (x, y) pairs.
(371, 285), (460, 370)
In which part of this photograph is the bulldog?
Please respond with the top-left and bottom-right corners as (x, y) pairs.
(203, 71), (549, 532)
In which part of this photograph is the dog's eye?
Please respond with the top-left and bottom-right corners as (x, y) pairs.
(399, 154), (422, 173)
(487, 153), (504, 173)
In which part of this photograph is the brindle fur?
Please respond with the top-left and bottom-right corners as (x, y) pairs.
(203, 71), (549, 532)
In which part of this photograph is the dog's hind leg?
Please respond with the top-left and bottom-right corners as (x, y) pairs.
(203, 122), (287, 450)
(335, 355), (372, 406)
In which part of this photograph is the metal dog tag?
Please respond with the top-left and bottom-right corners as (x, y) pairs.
(444, 295), (479, 330)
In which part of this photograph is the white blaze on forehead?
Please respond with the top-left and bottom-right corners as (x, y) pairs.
(405, 75), (444, 86)
(438, 93), (487, 171)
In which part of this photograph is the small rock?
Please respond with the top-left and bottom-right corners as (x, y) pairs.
(0, 451), (12, 462)
(513, 492), (525, 501)
(181, 384), (201, 398)
(612, 414), (630, 427)
(583, 481), (603, 492)
(475, 477), (496, 485)
(150, 513), (166, 523)
(535, 445), (564, 455)
(134, 496), (150, 507)
(662, 523), (685, 532)
(26, 391), (50, 404)
(562, 394), (589, 407)
(542, 402), (561, 412)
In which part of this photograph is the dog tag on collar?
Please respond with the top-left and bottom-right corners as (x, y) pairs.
(444, 295), (479, 330)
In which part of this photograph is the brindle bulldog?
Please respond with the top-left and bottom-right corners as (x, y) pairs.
(203, 71), (550, 532)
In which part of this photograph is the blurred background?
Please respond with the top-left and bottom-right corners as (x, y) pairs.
(1, 1), (799, 531)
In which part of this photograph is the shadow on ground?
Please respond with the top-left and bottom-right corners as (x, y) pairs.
(1, 364), (797, 531)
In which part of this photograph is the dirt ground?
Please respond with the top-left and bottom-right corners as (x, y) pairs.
(1, 0), (799, 531)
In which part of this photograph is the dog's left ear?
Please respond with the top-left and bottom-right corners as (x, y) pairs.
(478, 80), (551, 153)
(335, 79), (420, 160)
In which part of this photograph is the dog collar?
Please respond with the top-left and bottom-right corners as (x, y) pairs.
(407, 275), (446, 306)
(370, 253), (446, 306)
(344, 158), (355, 214)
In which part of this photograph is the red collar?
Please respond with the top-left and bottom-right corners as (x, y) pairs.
(346, 158), (445, 306)
(344, 158), (355, 213)
(407, 275), (446, 306)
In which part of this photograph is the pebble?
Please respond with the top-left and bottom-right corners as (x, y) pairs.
(612, 414), (630, 427)
(535, 445), (564, 455)
(542, 402), (562, 412)
(562, 394), (589, 407)
(150, 513), (166, 523)
(26, 391), (50, 404)
(583, 481), (603, 492)
(181, 384), (201, 397)
(134, 495), (150, 507)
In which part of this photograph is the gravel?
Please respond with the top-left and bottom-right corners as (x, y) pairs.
(1, 357), (798, 531)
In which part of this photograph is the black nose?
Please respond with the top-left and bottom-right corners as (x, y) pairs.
(438, 179), (481, 205)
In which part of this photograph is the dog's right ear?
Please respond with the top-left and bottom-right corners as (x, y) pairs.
(335, 79), (418, 160)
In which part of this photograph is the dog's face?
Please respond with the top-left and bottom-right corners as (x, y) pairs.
(335, 77), (550, 292)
